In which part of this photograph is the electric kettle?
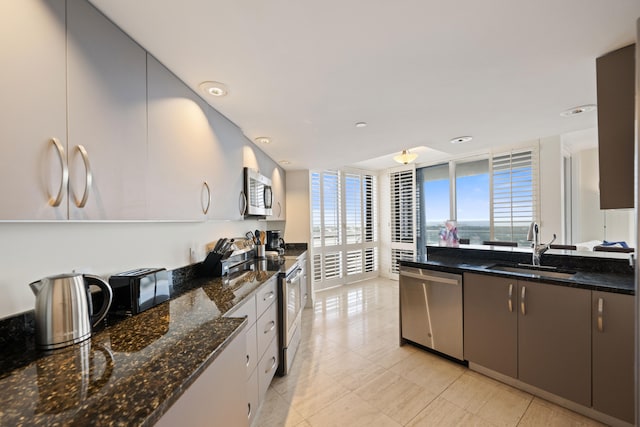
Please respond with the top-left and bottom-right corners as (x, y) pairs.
(29, 273), (113, 350)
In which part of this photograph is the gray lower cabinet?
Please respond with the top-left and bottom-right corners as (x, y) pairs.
(592, 291), (634, 424)
(155, 327), (248, 427)
(464, 274), (592, 404)
(517, 280), (591, 407)
(463, 273), (517, 378)
(0, 0), (67, 220)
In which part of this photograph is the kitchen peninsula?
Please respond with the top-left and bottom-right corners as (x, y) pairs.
(400, 244), (634, 426)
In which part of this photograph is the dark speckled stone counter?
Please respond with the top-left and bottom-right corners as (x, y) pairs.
(0, 262), (281, 426)
(401, 245), (635, 295)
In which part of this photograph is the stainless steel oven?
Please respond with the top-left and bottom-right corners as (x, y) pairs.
(277, 263), (303, 376)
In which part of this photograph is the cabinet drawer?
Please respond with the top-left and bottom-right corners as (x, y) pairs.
(226, 294), (257, 328)
(256, 278), (277, 318)
(247, 368), (259, 426)
(258, 336), (279, 401)
(245, 322), (257, 378)
(257, 301), (278, 358)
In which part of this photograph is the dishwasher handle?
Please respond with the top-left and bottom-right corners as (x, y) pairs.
(399, 269), (460, 285)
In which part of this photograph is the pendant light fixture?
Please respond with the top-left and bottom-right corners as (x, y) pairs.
(393, 149), (418, 165)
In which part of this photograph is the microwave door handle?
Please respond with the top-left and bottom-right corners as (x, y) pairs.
(264, 186), (273, 209)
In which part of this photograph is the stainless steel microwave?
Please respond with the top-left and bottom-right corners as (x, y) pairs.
(243, 167), (273, 217)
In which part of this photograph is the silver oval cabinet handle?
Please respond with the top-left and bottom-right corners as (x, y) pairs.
(520, 286), (526, 315)
(49, 138), (68, 207)
(277, 201), (282, 218)
(266, 356), (277, 374)
(74, 145), (92, 208)
(202, 181), (211, 215)
(508, 284), (513, 312)
(597, 297), (604, 332)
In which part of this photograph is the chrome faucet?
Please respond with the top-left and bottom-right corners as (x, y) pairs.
(527, 222), (556, 266)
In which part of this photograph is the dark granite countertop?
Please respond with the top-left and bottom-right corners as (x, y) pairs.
(0, 261), (282, 426)
(400, 245), (635, 295)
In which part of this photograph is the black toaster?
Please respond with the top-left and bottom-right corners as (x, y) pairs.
(108, 268), (171, 315)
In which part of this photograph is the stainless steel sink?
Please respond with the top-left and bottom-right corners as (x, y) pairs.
(489, 264), (576, 279)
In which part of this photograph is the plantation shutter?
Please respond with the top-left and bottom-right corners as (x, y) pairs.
(389, 168), (415, 275)
(390, 169), (414, 243)
(491, 148), (539, 244)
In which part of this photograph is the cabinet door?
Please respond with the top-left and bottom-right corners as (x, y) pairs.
(147, 55), (216, 220)
(518, 281), (591, 406)
(592, 291), (634, 423)
(268, 165), (286, 220)
(66, 0), (147, 220)
(155, 328), (248, 427)
(205, 107), (245, 220)
(0, 0), (67, 220)
(463, 273), (517, 377)
(596, 44), (634, 209)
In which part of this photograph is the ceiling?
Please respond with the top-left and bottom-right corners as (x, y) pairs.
(88, 0), (640, 171)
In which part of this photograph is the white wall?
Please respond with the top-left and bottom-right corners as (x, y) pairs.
(539, 136), (563, 243)
(566, 138), (634, 246)
(283, 170), (310, 244)
(0, 219), (262, 320)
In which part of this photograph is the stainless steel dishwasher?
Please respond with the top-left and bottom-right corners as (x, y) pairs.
(399, 265), (463, 361)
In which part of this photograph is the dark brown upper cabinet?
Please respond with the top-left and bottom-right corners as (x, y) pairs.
(596, 44), (635, 209)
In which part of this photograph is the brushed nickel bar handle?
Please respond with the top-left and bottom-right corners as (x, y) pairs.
(597, 297), (604, 332)
(266, 356), (276, 374)
(49, 138), (68, 207)
(264, 320), (276, 334)
(520, 286), (526, 315)
(246, 354), (250, 367)
(277, 201), (282, 218)
(202, 181), (211, 214)
(248, 403), (251, 418)
(74, 145), (92, 208)
(239, 190), (247, 215)
(508, 284), (513, 312)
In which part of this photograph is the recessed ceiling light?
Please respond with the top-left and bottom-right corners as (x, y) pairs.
(199, 81), (229, 97)
(279, 160), (291, 165)
(560, 104), (596, 117)
(355, 122), (367, 128)
(450, 136), (473, 144)
(255, 137), (271, 144)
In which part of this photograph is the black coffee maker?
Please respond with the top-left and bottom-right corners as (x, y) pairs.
(266, 230), (285, 252)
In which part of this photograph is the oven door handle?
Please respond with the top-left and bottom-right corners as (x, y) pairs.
(286, 268), (303, 284)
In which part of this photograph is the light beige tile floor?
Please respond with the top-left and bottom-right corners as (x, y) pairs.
(256, 277), (606, 426)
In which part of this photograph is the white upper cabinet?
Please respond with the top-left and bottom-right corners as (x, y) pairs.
(0, 0), (67, 220)
(268, 165), (286, 221)
(146, 55), (218, 221)
(205, 107), (245, 221)
(66, 0), (148, 220)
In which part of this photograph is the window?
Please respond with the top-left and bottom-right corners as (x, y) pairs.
(456, 159), (490, 244)
(415, 149), (537, 251)
(416, 164), (450, 254)
(311, 170), (378, 289)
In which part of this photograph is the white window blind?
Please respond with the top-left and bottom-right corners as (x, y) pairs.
(323, 171), (341, 246)
(492, 149), (539, 245)
(391, 248), (414, 275)
(390, 170), (415, 243)
(345, 173), (362, 244)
